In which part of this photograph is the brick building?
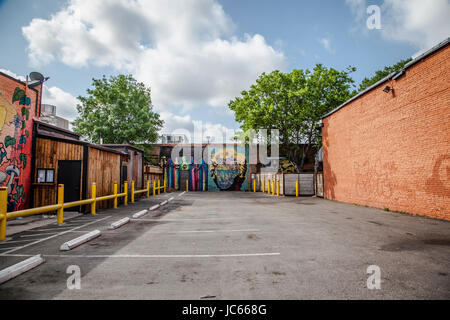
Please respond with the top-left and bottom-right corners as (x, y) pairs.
(321, 38), (449, 220)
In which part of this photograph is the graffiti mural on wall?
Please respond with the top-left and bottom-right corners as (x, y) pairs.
(164, 156), (209, 191)
(208, 146), (248, 191)
(0, 87), (33, 211)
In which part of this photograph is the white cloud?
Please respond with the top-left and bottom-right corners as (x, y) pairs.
(318, 38), (335, 54)
(380, 0), (450, 55)
(346, 0), (450, 55)
(159, 111), (235, 143)
(42, 86), (79, 121)
(0, 69), (26, 81)
(22, 0), (286, 115)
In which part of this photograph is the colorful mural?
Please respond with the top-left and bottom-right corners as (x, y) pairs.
(164, 156), (209, 191)
(207, 146), (249, 191)
(0, 85), (34, 211)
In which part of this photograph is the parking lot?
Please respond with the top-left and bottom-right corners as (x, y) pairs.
(0, 191), (449, 299)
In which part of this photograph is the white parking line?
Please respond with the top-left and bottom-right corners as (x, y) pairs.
(178, 192), (186, 197)
(151, 229), (260, 234)
(0, 216), (111, 256)
(0, 247), (17, 251)
(132, 217), (246, 222)
(0, 239), (37, 245)
(2, 252), (281, 259)
(20, 233), (58, 238)
(24, 227), (74, 232)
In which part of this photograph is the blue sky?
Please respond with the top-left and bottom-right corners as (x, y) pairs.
(1, 0), (449, 142)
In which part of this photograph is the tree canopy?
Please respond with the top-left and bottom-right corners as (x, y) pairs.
(73, 74), (163, 147)
(358, 58), (412, 92)
(228, 64), (355, 171)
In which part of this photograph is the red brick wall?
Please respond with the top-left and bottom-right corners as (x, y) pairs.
(322, 44), (450, 220)
(0, 72), (42, 211)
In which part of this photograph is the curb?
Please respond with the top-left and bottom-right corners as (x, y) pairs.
(60, 230), (101, 251)
(132, 210), (148, 219)
(0, 254), (45, 285)
(108, 217), (130, 230)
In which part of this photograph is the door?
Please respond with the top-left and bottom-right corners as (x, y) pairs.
(57, 160), (82, 211)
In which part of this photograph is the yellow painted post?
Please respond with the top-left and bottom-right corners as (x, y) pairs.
(157, 180), (160, 195)
(262, 179), (265, 193)
(164, 178), (167, 193)
(272, 180), (275, 196)
(186, 179), (189, 192)
(91, 183), (97, 215)
(0, 187), (7, 241)
(146, 180), (150, 198)
(57, 184), (64, 224)
(253, 179), (256, 192)
(277, 181), (279, 197)
(267, 180), (271, 194)
(296, 180), (299, 197)
(153, 180), (156, 196)
(113, 182), (118, 209)
(131, 181), (135, 203)
(124, 181), (128, 205)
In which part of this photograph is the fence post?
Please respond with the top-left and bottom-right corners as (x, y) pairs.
(296, 180), (299, 197)
(153, 180), (156, 196)
(91, 183), (97, 215)
(277, 181), (279, 197)
(146, 180), (150, 198)
(113, 182), (118, 209)
(157, 180), (160, 195)
(124, 181), (128, 205)
(57, 184), (64, 224)
(131, 181), (135, 203)
(0, 187), (7, 241)
(262, 179), (265, 193)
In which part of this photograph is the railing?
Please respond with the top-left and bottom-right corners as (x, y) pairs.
(0, 178), (166, 241)
(253, 175), (304, 197)
(253, 178), (284, 197)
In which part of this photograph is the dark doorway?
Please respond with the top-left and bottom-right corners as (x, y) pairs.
(58, 160), (82, 211)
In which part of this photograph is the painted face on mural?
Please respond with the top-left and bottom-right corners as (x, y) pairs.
(209, 147), (247, 191)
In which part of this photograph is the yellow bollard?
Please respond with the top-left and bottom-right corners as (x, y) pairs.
(91, 183), (96, 215)
(0, 187), (7, 241)
(157, 180), (160, 195)
(262, 179), (265, 193)
(57, 184), (64, 224)
(113, 182), (118, 209)
(124, 181), (128, 205)
(272, 180), (275, 196)
(164, 179), (167, 193)
(131, 180), (135, 203)
(296, 180), (299, 197)
(153, 180), (156, 196)
(186, 179), (189, 192)
(267, 180), (271, 194)
(146, 180), (150, 198)
(277, 181), (279, 197)
(253, 179), (256, 193)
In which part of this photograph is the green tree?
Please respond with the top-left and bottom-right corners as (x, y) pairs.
(229, 65), (355, 171)
(73, 75), (163, 147)
(358, 58), (412, 92)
